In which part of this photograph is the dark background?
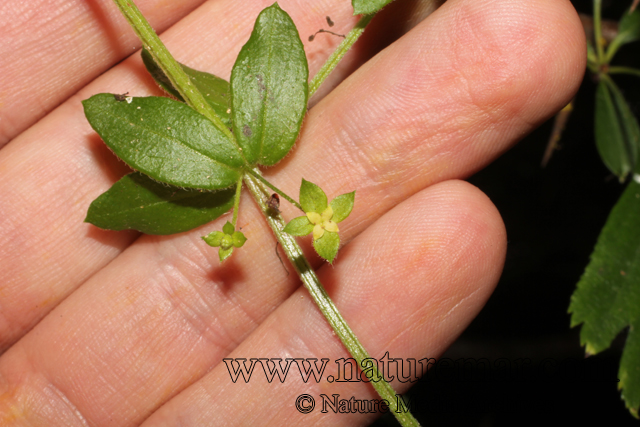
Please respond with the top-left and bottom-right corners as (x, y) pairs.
(375, 0), (640, 425)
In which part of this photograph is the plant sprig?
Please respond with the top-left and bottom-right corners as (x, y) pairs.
(83, 0), (420, 426)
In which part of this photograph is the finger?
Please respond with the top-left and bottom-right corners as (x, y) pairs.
(0, 0), (209, 147)
(141, 180), (506, 426)
(0, 0), (364, 351)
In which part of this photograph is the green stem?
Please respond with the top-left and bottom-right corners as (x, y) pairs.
(608, 66), (640, 78)
(593, 0), (605, 64)
(245, 168), (304, 211)
(308, 14), (375, 98)
(231, 174), (243, 228)
(244, 172), (420, 427)
(111, 0), (239, 148)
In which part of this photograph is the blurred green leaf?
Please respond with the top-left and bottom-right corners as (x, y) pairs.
(606, 8), (640, 61)
(230, 3), (308, 166)
(594, 79), (639, 180)
(569, 179), (640, 418)
(141, 48), (231, 126)
(352, 0), (393, 15)
(83, 94), (245, 190)
(86, 172), (234, 234)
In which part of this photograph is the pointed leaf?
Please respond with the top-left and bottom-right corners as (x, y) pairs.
(313, 231), (340, 263)
(283, 216), (314, 236)
(83, 94), (245, 190)
(569, 180), (640, 416)
(299, 179), (328, 213)
(607, 78), (640, 167)
(203, 231), (225, 247)
(85, 172), (234, 235)
(232, 231), (247, 247)
(617, 8), (640, 47)
(223, 221), (235, 235)
(230, 3), (308, 166)
(219, 247), (234, 262)
(141, 48), (231, 126)
(330, 191), (355, 223)
(594, 81), (635, 179)
(352, 0), (394, 15)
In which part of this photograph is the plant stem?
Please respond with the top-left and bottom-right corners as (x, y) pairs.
(231, 175), (243, 228)
(111, 0), (239, 148)
(245, 168), (304, 211)
(593, 0), (605, 65)
(608, 66), (640, 78)
(308, 14), (374, 98)
(244, 172), (419, 427)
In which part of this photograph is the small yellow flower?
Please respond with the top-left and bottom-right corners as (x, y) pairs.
(307, 206), (339, 240)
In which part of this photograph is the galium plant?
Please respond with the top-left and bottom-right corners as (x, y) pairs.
(83, 0), (417, 425)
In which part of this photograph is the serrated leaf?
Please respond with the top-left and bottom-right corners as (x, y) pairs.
(299, 179), (328, 213)
(283, 216), (314, 236)
(230, 3), (308, 166)
(569, 180), (640, 417)
(85, 172), (234, 235)
(141, 48), (232, 126)
(313, 231), (340, 263)
(352, 0), (394, 15)
(83, 94), (245, 190)
(595, 80), (637, 180)
(330, 191), (355, 223)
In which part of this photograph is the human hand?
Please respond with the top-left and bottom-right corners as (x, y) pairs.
(0, 0), (585, 425)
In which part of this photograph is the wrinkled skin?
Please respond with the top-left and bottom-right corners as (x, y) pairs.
(0, 0), (585, 425)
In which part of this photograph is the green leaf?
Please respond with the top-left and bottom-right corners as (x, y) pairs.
(223, 221), (235, 235)
(283, 216), (314, 236)
(352, 0), (393, 15)
(141, 48), (232, 126)
(569, 179), (640, 417)
(230, 3), (308, 166)
(299, 179), (328, 213)
(607, 78), (640, 163)
(83, 94), (245, 190)
(330, 191), (356, 223)
(594, 80), (638, 180)
(85, 172), (234, 235)
(232, 231), (247, 247)
(313, 231), (340, 263)
(203, 231), (225, 247)
(219, 247), (234, 262)
(617, 8), (640, 46)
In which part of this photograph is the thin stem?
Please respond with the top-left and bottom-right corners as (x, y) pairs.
(231, 174), (243, 228)
(111, 0), (240, 152)
(593, 0), (605, 64)
(308, 14), (374, 98)
(246, 168), (304, 211)
(244, 173), (420, 427)
(608, 66), (640, 78)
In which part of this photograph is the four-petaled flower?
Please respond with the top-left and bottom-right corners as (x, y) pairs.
(202, 221), (247, 262)
(284, 179), (355, 263)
